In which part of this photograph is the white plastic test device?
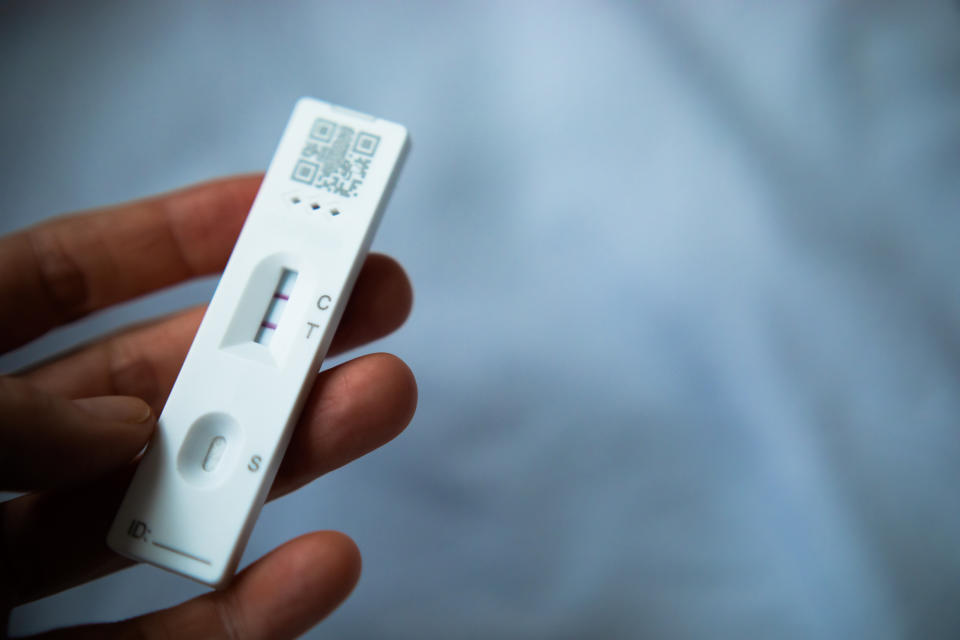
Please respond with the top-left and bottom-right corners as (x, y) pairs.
(107, 98), (410, 587)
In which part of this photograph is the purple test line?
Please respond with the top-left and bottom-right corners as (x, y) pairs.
(254, 269), (298, 345)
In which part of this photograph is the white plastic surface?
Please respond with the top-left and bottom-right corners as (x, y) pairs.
(107, 97), (409, 587)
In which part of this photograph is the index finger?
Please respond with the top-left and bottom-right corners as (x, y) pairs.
(0, 175), (262, 353)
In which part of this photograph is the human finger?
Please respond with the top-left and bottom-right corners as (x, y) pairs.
(2, 353), (414, 604)
(0, 174), (261, 353)
(271, 352), (417, 498)
(19, 253), (413, 415)
(23, 532), (361, 640)
(0, 376), (154, 491)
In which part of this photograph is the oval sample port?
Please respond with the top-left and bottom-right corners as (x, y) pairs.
(177, 412), (243, 487)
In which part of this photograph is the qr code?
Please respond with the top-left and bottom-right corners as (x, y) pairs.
(291, 118), (380, 198)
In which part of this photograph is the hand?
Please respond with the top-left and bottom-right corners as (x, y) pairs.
(0, 175), (417, 639)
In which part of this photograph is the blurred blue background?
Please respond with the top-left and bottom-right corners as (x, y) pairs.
(3, 1), (960, 638)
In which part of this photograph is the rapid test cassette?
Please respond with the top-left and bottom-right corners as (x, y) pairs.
(107, 98), (410, 587)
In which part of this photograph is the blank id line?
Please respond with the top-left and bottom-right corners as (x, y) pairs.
(152, 540), (212, 565)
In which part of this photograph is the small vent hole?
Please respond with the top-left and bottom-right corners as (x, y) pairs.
(330, 208), (340, 216)
(310, 203), (320, 210)
(291, 197), (301, 204)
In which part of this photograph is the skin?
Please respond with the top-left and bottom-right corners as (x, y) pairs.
(0, 175), (418, 639)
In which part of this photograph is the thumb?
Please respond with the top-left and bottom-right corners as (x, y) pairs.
(0, 376), (155, 491)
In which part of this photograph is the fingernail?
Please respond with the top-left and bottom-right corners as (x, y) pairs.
(74, 396), (153, 424)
